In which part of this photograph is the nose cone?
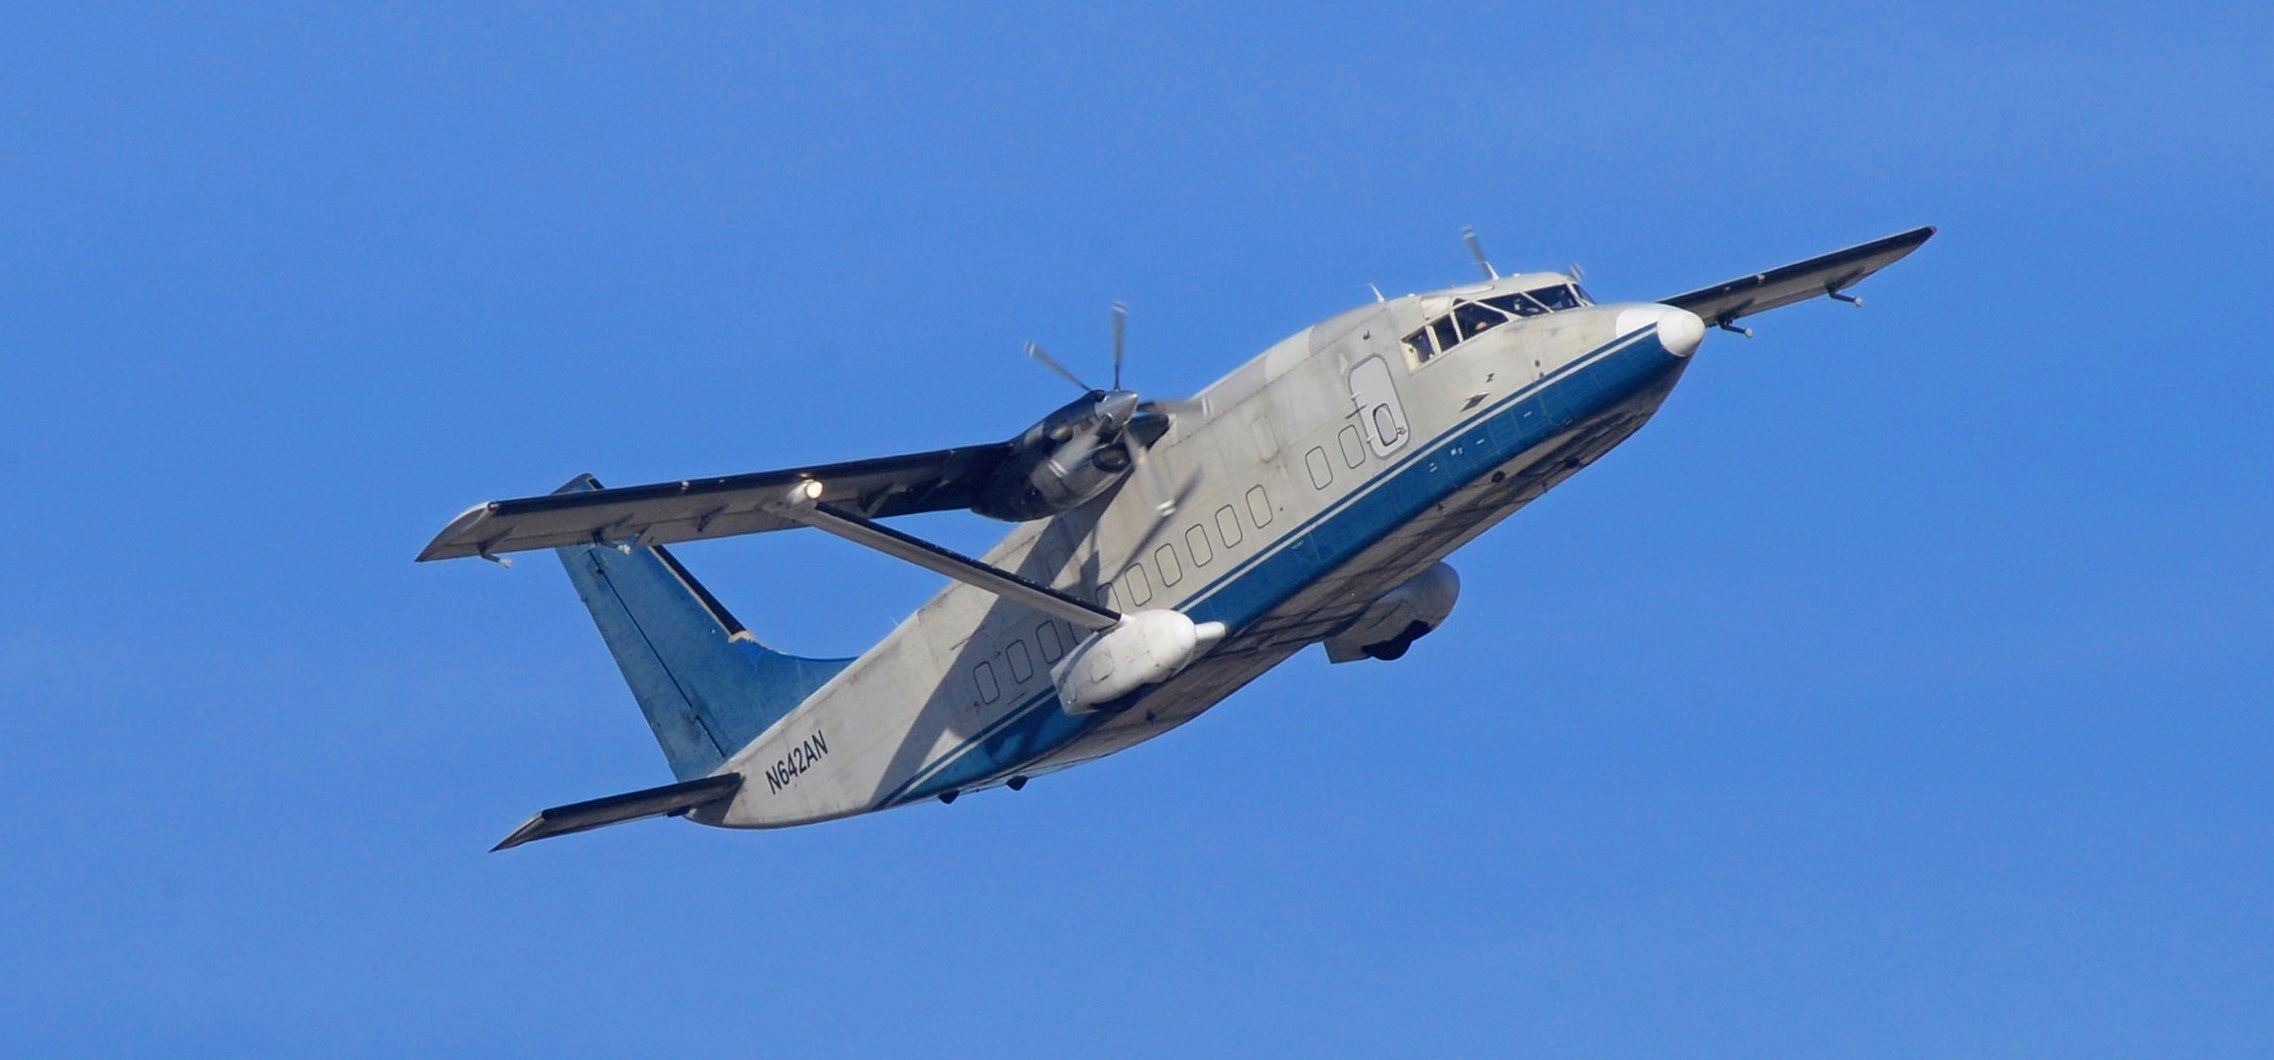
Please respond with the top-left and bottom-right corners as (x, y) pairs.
(1618, 305), (1704, 358)
(1098, 390), (1141, 425)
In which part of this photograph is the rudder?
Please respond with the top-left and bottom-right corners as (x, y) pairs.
(550, 475), (853, 780)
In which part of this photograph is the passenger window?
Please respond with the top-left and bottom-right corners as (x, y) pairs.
(1529, 284), (1581, 311)
(1036, 622), (1065, 662)
(1121, 565), (1153, 606)
(1371, 405), (1401, 446)
(1185, 524), (1213, 567)
(1430, 316), (1460, 353)
(1215, 504), (1244, 547)
(1155, 544), (1183, 587)
(1483, 292), (1548, 317)
(1454, 301), (1508, 340)
(975, 661), (1000, 703)
(1007, 640), (1033, 681)
(1402, 327), (1436, 366)
(1305, 447), (1333, 489)
(1246, 485), (1272, 527)
(1337, 424), (1365, 468)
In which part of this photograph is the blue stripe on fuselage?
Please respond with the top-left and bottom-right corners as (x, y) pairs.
(876, 324), (1691, 805)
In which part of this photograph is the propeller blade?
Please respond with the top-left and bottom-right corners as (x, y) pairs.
(1141, 395), (1205, 421)
(1110, 302), (1128, 391)
(1106, 465), (1210, 580)
(1025, 341), (1095, 393)
(1124, 434), (1175, 518)
(1463, 225), (1498, 280)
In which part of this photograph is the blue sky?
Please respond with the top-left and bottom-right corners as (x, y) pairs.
(3, 3), (2269, 1054)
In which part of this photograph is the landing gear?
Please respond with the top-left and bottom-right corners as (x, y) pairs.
(1359, 620), (1434, 661)
(1323, 564), (1459, 665)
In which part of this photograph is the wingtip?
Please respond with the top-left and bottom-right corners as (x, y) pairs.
(415, 501), (501, 563)
(491, 814), (545, 852)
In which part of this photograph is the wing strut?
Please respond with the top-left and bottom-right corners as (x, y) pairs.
(762, 484), (1121, 631)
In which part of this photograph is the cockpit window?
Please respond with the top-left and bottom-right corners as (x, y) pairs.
(1482, 292), (1548, 317)
(1402, 326), (1438, 364)
(1404, 289), (1581, 369)
(1453, 301), (1509, 340)
(1528, 284), (1582, 311)
(1405, 298), (1526, 367)
(1429, 316), (1460, 354)
(1572, 285), (1594, 305)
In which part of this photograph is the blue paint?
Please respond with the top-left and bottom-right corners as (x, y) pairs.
(556, 527), (856, 781)
(880, 324), (1691, 805)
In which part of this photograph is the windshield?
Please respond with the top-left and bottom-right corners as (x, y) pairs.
(1402, 283), (1591, 368)
(1482, 292), (1548, 317)
(1528, 284), (1582, 311)
(1453, 301), (1509, 340)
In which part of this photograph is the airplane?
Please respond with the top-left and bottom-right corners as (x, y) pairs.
(419, 225), (1936, 851)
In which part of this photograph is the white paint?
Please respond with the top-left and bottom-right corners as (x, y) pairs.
(1053, 610), (1229, 715)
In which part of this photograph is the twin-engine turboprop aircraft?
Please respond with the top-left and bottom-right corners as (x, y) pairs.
(420, 225), (1936, 850)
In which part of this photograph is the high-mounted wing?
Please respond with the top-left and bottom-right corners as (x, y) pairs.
(417, 444), (1014, 562)
(1663, 226), (1936, 327)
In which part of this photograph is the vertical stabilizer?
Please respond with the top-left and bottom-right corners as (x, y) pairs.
(549, 475), (853, 780)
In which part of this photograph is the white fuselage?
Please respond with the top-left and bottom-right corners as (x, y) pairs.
(699, 276), (1703, 827)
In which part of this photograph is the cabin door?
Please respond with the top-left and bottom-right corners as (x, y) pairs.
(1347, 356), (1411, 458)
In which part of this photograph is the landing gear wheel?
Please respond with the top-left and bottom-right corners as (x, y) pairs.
(1359, 621), (1433, 661)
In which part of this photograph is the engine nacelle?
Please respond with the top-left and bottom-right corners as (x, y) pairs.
(1324, 563), (1460, 663)
(1054, 609), (1227, 715)
(971, 392), (1171, 522)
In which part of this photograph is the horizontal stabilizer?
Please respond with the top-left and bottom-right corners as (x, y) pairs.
(491, 773), (742, 852)
(1662, 226), (1935, 326)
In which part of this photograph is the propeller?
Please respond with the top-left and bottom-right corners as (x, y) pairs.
(1463, 225), (1499, 280)
(1024, 340), (1098, 394)
(1124, 425), (1174, 517)
(1024, 302), (1189, 517)
(1107, 467), (1210, 583)
(1111, 301), (1127, 390)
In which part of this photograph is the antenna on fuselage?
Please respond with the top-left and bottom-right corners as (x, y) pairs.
(1462, 225), (1499, 281)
